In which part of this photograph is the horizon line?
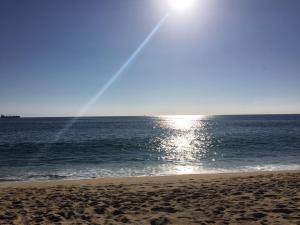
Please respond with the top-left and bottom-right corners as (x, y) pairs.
(12, 113), (300, 118)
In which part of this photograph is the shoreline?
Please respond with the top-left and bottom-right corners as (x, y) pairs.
(0, 170), (299, 224)
(1, 169), (300, 185)
(0, 169), (300, 188)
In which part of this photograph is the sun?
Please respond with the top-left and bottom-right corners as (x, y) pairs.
(169, 0), (196, 11)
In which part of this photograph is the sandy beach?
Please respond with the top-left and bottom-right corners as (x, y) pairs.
(0, 171), (299, 225)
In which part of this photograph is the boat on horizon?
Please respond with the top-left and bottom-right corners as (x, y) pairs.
(0, 114), (21, 119)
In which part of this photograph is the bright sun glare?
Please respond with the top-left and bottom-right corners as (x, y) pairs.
(169, 0), (196, 11)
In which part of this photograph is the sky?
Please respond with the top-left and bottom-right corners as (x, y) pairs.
(0, 0), (300, 117)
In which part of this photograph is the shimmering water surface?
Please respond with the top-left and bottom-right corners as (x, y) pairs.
(0, 115), (299, 181)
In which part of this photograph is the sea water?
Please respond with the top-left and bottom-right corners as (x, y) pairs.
(0, 115), (299, 181)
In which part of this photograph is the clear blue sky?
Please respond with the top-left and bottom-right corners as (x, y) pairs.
(1, 0), (300, 116)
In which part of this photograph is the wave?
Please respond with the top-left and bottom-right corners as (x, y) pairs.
(1, 163), (299, 182)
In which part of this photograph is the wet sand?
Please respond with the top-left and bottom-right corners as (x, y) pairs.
(0, 171), (299, 225)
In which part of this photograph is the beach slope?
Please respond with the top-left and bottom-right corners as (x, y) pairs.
(0, 171), (299, 224)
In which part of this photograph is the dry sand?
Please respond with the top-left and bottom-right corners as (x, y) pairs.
(0, 171), (299, 225)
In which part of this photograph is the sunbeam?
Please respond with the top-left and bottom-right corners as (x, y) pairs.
(52, 13), (169, 143)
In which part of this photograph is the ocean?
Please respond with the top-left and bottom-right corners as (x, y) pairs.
(0, 115), (299, 181)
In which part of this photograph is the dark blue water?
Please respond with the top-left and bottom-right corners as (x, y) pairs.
(0, 115), (299, 181)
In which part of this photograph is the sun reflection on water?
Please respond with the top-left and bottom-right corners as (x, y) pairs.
(161, 115), (205, 130)
(155, 115), (213, 164)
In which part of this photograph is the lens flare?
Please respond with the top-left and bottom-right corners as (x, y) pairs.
(49, 13), (169, 144)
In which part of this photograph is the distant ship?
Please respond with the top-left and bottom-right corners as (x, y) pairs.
(0, 114), (21, 119)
